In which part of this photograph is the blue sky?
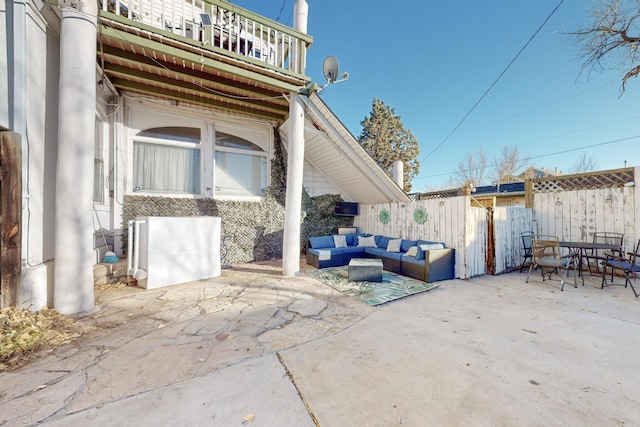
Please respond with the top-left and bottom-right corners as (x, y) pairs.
(233, 0), (640, 191)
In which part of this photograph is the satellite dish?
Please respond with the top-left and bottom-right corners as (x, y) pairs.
(323, 56), (339, 83)
(316, 55), (349, 94)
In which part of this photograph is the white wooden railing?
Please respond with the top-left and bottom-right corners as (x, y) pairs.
(101, 0), (309, 75)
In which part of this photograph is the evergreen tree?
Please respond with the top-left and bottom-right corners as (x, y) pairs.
(358, 98), (420, 192)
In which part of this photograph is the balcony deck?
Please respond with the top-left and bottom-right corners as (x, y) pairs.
(98, 0), (313, 121)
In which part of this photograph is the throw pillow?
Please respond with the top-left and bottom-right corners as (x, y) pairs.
(387, 238), (402, 252)
(405, 246), (418, 257)
(333, 234), (347, 248)
(357, 235), (377, 247)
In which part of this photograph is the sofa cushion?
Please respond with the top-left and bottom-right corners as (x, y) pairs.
(384, 251), (404, 261)
(401, 254), (425, 266)
(405, 246), (418, 257)
(376, 235), (392, 249)
(357, 235), (377, 247)
(416, 243), (446, 260)
(342, 246), (366, 255)
(401, 239), (417, 252)
(308, 248), (333, 261)
(363, 247), (388, 257)
(309, 235), (335, 249)
(333, 235), (347, 248)
(387, 239), (402, 252)
(363, 247), (404, 261)
(417, 239), (442, 247)
(345, 233), (360, 246)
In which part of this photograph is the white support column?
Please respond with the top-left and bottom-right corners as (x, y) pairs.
(53, 0), (98, 314)
(282, 94), (306, 276)
(282, 0), (308, 277)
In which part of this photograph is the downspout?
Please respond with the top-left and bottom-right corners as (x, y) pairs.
(282, 0), (308, 276)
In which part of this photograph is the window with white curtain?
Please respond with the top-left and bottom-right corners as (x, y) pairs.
(214, 132), (267, 197)
(133, 127), (202, 194)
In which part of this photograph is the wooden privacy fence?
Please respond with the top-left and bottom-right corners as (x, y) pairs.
(492, 207), (533, 274)
(355, 167), (638, 280)
(529, 167), (639, 257)
(354, 197), (492, 279)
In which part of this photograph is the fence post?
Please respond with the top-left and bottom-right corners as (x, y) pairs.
(525, 179), (533, 208)
(1, 131), (22, 307)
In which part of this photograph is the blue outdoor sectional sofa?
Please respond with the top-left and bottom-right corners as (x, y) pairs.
(306, 234), (455, 283)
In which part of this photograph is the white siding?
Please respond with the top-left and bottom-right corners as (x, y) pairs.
(303, 160), (341, 197)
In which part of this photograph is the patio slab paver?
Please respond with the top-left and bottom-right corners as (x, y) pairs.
(280, 274), (640, 426)
(1, 261), (639, 426)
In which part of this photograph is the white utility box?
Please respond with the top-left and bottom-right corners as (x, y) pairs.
(134, 216), (221, 289)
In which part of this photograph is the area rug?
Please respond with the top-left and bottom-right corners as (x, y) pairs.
(308, 266), (440, 306)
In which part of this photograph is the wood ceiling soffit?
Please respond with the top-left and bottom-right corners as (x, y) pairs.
(106, 64), (286, 116)
(112, 79), (286, 121)
(100, 46), (288, 108)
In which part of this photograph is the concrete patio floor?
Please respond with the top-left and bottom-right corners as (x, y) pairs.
(1, 261), (639, 426)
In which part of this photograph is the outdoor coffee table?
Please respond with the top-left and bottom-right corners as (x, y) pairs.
(348, 258), (383, 282)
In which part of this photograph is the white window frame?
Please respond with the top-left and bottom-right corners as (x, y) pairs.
(125, 101), (272, 200)
(132, 129), (204, 195)
(214, 142), (268, 198)
(213, 127), (270, 200)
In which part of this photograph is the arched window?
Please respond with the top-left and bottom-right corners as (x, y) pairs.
(214, 132), (267, 197)
(133, 127), (201, 194)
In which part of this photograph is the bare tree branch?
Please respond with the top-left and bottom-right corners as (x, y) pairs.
(572, 0), (640, 93)
(455, 149), (487, 187)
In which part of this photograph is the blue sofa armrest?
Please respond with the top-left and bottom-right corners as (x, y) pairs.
(425, 248), (455, 282)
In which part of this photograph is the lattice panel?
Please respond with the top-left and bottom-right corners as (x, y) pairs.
(409, 189), (461, 200)
(533, 168), (634, 193)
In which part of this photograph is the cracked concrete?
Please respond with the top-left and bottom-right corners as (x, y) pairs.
(0, 260), (372, 426)
(1, 260), (639, 426)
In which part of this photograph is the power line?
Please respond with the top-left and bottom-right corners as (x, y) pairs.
(446, 79), (620, 140)
(414, 135), (640, 180)
(420, 0), (565, 162)
(276, 0), (287, 22)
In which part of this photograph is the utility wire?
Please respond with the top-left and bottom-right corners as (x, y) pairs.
(415, 135), (640, 180)
(276, 0), (287, 22)
(421, 0), (565, 162)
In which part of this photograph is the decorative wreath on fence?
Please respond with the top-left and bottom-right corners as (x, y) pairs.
(413, 207), (428, 224)
(378, 209), (390, 224)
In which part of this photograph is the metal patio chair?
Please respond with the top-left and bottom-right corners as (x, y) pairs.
(526, 235), (580, 291)
(584, 232), (624, 275)
(601, 238), (640, 298)
(519, 231), (535, 273)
